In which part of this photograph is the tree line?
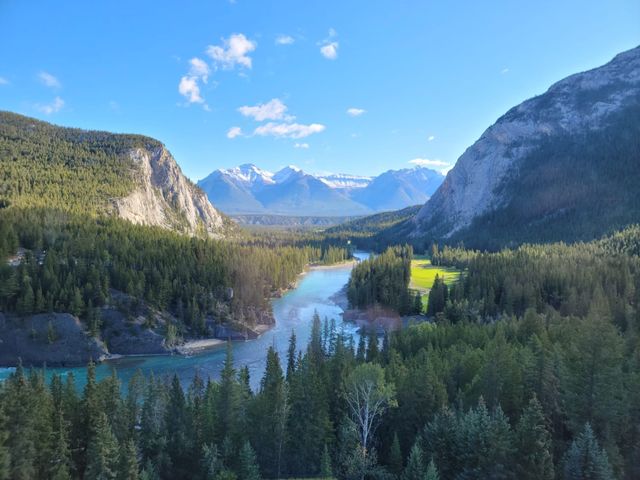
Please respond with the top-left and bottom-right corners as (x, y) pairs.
(1, 297), (637, 479)
(347, 246), (422, 315)
(0, 208), (348, 337)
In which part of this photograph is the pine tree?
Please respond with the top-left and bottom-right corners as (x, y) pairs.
(85, 412), (118, 480)
(117, 439), (139, 480)
(388, 433), (403, 477)
(286, 330), (297, 380)
(514, 396), (554, 480)
(366, 327), (379, 363)
(49, 411), (72, 480)
(425, 459), (439, 480)
(320, 444), (333, 479)
(402, 442), (426, 480)
(0, 403), (10, 480)
(216, 343), (240, 448)
(238, 441), (260, 480)
(252, 346), (288, 478)
(165, 375), (188, 478)
(563, 423), (614, 480)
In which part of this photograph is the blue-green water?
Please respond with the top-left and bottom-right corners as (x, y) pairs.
(0, 252), (368, 390)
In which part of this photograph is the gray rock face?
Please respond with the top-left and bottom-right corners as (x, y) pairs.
(0, 313), (108, 367)
(115, 146), (226, 237)
(413, 46), (640, 238)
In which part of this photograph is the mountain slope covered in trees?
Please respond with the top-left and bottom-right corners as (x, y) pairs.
(0, 111), (229, 237)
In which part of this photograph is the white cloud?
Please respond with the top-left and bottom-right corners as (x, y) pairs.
(347, 107), (366, 117)
(36, 96), (64, 114)
(409, 158), (453, 175)
(275, 35), (295, 45)
(207, 33), (256, 69)
(320, 42), (339, 60)
(428, 135), (435, 141)
(409, 158), (450, 167)
(38, 71), (60, 88)
(254, 122), (325, 139)
(189, 57), (210, 82)
(501, 67), (509, 74)
(294, 142), (309, 149)
(0, 77), (8, 85)
(319, 28), (339, 60)
(178, 76), (204, 104)
(227, 126), (243, 139)
(238, 98), (291, 121)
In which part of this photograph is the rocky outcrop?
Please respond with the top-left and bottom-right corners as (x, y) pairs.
(412, 46), (640, 240)
(114, 146), (227, 237)
(0, 313), (108, 367)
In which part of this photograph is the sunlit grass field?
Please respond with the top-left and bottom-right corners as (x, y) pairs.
(410, 257), (462, 310)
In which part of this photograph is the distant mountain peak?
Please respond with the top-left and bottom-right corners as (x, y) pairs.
(197, 162), (445, 216)
(273, 165), (305, 184)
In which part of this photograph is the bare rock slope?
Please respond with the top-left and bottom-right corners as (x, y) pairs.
(115, 146), (226, 237)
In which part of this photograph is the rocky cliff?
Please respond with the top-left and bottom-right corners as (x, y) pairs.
(408, 46), (640, 247)
(114, 146), (226, 237)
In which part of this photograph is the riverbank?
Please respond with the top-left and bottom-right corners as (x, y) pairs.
(174, 338), (226, 355)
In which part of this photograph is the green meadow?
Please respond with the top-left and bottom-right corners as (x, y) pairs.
(410, 257), (462, 310)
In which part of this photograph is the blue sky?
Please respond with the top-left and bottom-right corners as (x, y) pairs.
(1, 0), (638, 180)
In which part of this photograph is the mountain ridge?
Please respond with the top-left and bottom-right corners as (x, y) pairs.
(384, 45), (640, 250)
(197, 163), (444, 216)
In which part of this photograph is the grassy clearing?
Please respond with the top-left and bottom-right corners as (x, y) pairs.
(410, 257), (462, 310)
(410, 258), (461, 291)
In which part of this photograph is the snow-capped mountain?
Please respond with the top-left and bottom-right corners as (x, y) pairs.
(218, 163), (275, 187)
(197, 164), (445, 216)
(317, 173), (373, 191)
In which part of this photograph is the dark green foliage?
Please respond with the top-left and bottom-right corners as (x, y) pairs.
(0, 111), (146, 214)
(1, 223), (640, 479)
(426, 274), (448, 317)
(347, 245), (419, 314)
(514, 396), (554, 480)
(0, 207), (347, 335)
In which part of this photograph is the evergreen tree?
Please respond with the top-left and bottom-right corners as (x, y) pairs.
(514, 396), (554, 480)
(366, 327), (379, 363)
(0, 403), (10, 480)
(402, 442), (426, 480)
(425, 459), (439, 480)
(251, 346), (288, 478)
(286, 330), (297, 380)
(388, 433), (403, 477)
(117, 439), (139, 480)
(563, 423), (614, 480)
(164, 375), (188, 477)
(85, 412), (118, 480)
(320, 444), (333, 479)
(238, 441), (260, 480)
(50, 411), (72, 480)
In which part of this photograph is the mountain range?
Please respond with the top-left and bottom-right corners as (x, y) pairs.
(197, 164), (444, 217)
(378, 45), (640, 250)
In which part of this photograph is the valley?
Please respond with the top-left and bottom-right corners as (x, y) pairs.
(0, 7), (639, 478)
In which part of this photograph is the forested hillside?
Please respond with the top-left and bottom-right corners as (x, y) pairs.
(0, 207), (348, 353)
(0, 111), (228, 237)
